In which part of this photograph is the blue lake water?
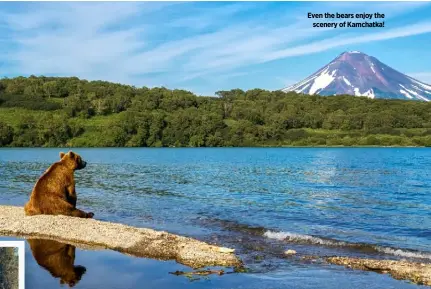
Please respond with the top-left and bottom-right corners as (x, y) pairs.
(0, 148), (430, 288)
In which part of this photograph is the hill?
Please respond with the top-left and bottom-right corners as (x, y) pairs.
(0, 76), (430, 147)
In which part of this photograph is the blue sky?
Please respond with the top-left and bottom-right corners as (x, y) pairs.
(0, 1), (430, 96)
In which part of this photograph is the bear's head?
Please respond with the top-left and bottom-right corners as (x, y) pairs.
(59, 265), (86, 288)
(59, 151), (87, 170)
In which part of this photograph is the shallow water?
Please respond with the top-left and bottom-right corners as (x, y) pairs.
(0, 148), (430, 288)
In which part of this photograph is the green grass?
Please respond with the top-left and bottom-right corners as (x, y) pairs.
(223, 119), (238, 127)
(49, 97), (65, 104)
(69, 113), (124, 130)
(68, 130), (111, 147)
(67, 112), (128, 147)
(0, 108), (58, 128)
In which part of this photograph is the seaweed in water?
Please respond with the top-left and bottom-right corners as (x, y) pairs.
(169, 265), (249, 282)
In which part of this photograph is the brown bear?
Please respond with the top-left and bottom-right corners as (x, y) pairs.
(24, 151), (94, 218)
(28, 238), (87, 288)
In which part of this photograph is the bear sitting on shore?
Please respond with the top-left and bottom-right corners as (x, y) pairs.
(24, 151), (94, 218)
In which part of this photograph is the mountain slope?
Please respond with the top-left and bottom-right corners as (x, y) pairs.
(282, 51), (431, 101)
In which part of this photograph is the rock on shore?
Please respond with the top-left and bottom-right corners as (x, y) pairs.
(0, 205), (242, 269)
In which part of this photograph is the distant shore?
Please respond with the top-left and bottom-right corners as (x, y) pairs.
(0, 145), (428, 149)
(0, 77), (430, 148)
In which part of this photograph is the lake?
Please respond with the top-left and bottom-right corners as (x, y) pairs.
(0, 148), (430, 288)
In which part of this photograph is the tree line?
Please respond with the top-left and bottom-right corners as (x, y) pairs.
(0, 76), (430, 147)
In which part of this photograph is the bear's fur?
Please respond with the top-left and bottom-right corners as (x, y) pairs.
(24, 151), (94, 218)
(28, 239), (87, 288)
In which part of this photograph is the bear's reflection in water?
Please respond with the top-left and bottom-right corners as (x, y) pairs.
(27, 239), (87, 288)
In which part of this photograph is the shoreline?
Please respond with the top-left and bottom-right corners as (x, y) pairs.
(326, 256), (431, 286)
(0, 205), (242, 269)
(1, 205), (431, 286)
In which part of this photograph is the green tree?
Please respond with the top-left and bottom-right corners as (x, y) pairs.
(0, 76), (430, 148)
(0, 122), (14, 146)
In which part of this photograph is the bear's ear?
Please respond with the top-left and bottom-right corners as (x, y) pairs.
(59, 152), (65, 159)
(69, 151), (75, 158)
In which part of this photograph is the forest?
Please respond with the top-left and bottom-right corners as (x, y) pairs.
(0, 75), (430, 147)
(0, 247), (19, 289)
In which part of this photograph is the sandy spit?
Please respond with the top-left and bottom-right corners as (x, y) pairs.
(326, 256), (431, 286)
(0, 205), (242, 269)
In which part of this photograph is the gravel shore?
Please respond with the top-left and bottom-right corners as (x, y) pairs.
(0, 205), (242, 269)
(2, 205), (429, 286)
(326, 256), (431, 286)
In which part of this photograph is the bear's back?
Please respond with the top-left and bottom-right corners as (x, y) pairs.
(34, 161), (71, 193)
(28, 239), (75, 278)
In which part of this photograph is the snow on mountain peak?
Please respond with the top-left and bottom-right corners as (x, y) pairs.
(282, 51), (430, 101)
(308, 68), (337, 95)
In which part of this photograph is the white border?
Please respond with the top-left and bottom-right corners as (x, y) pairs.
(0, 241), (25, 289)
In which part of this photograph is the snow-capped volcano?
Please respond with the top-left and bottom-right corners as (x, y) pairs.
(282, 51), (430, 101)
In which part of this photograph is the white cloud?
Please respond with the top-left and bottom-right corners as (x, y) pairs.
(262, 21), (431, 63)
(408, 72), (431, 84)
(168, 2), (261, 30)
(321, 1), (429, 17)
(276, 77), (299, 89)
(0, 1), (430, 94)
